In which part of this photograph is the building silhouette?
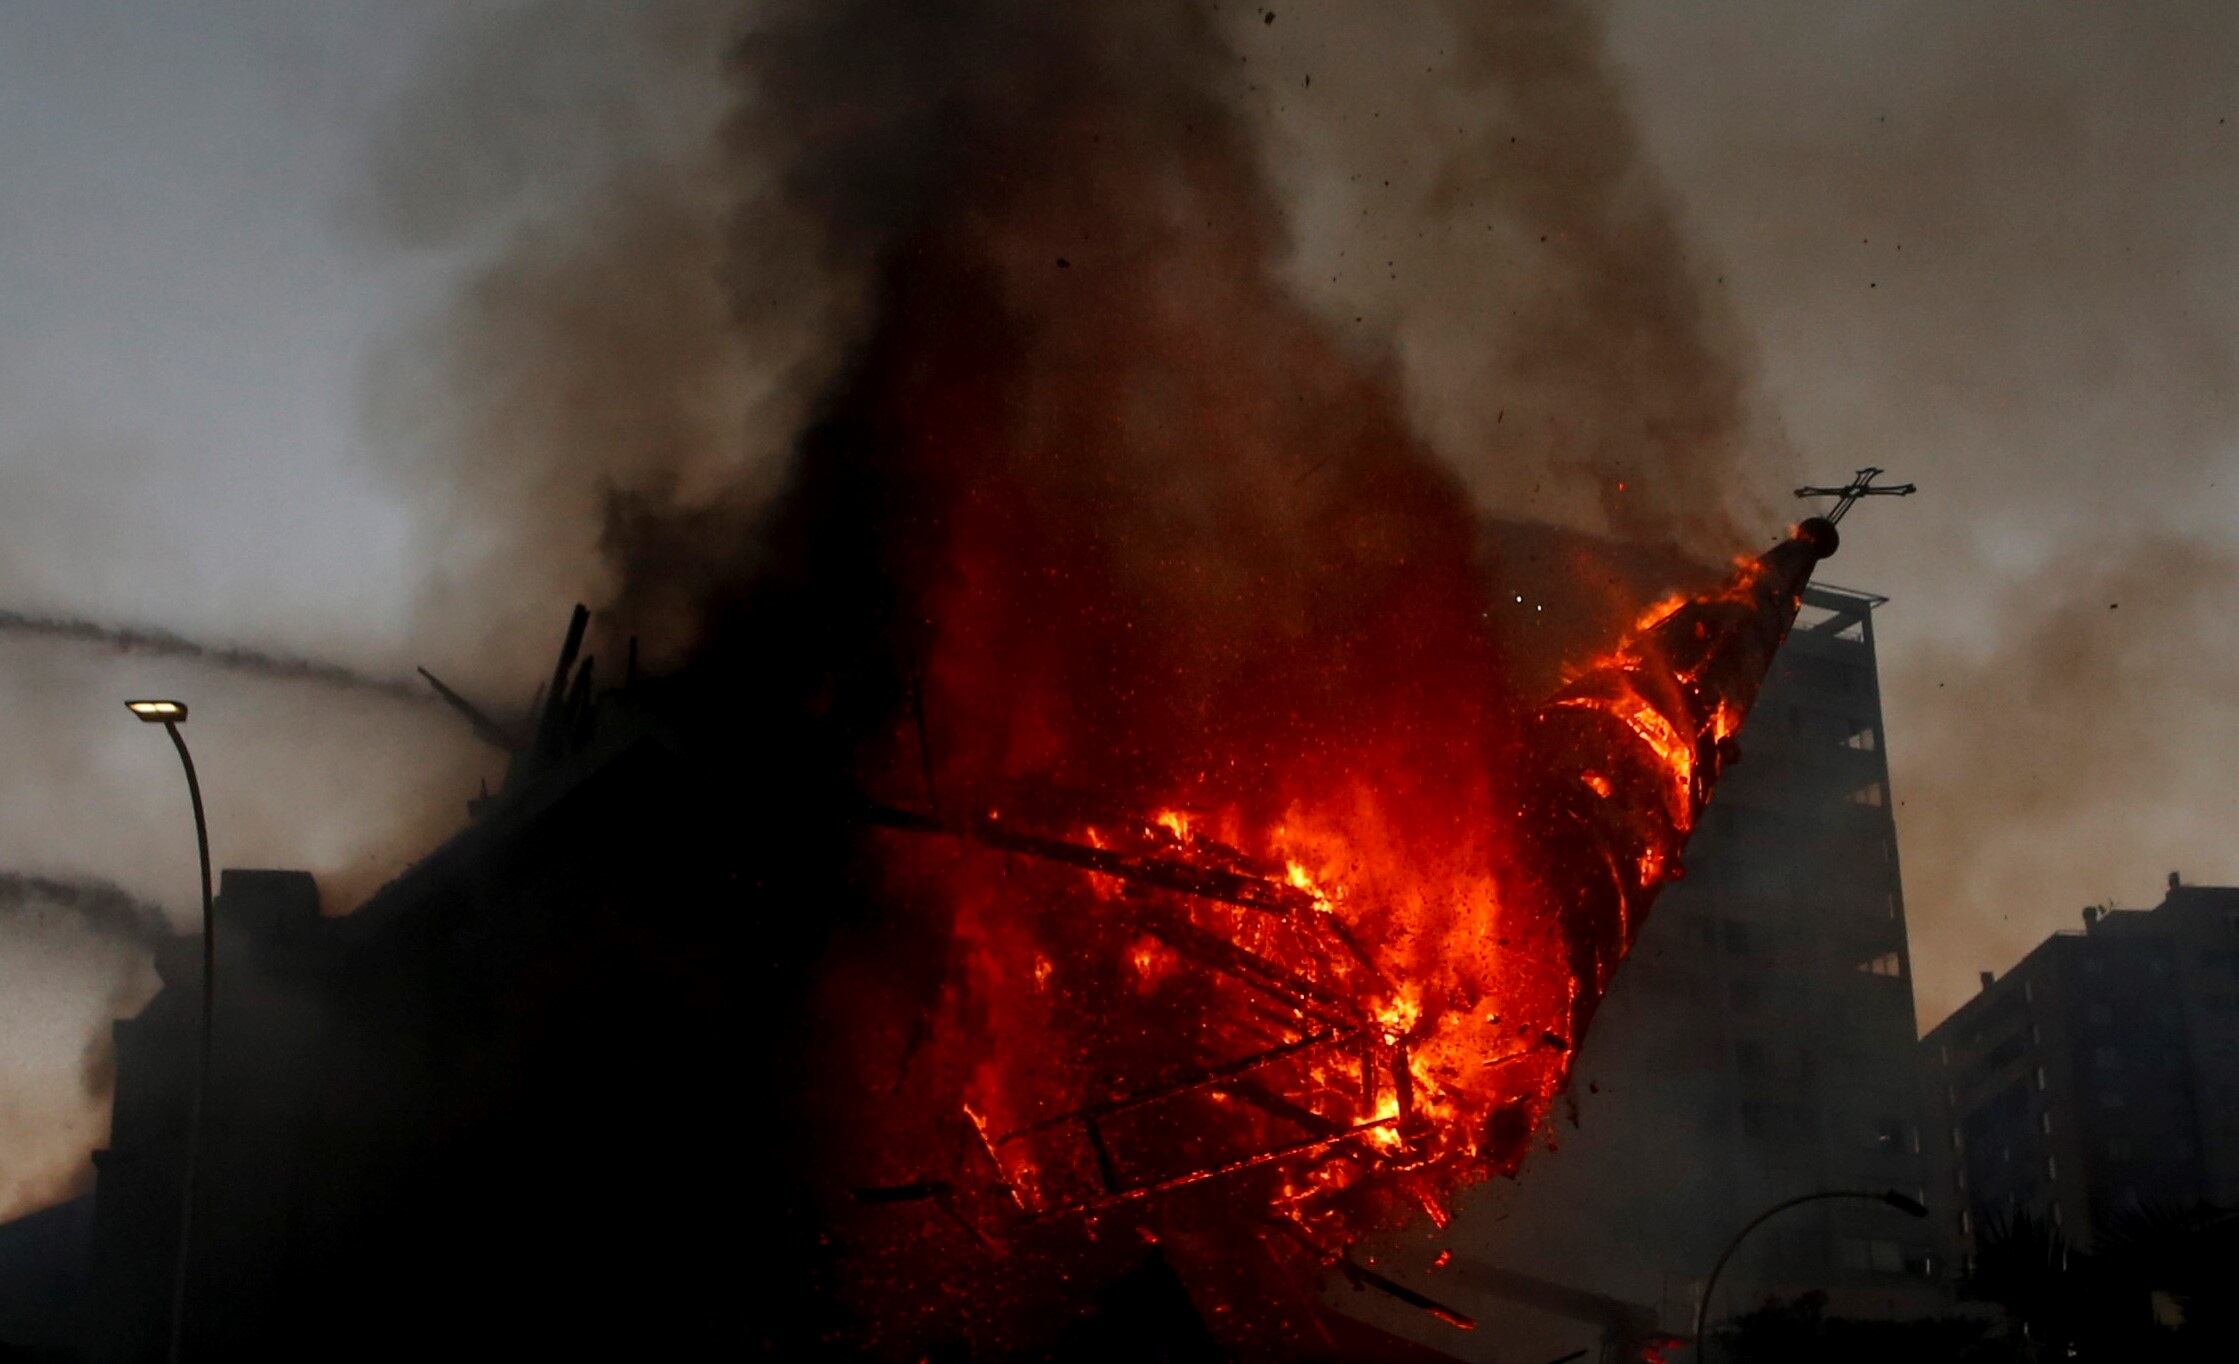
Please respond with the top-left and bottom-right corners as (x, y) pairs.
(1926, 876), (2239, 1260)
(77, 641), (853, 1360)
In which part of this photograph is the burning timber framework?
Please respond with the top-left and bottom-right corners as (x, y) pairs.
(853, 516), (1845, 1257)
(864, 801), (1419, 1216)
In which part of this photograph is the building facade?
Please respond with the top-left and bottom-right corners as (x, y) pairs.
(1926, 878), (2239, 1260)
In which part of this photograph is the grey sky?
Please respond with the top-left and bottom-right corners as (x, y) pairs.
(3, 0), (2235, 1217)
(0, 1), (442, 653)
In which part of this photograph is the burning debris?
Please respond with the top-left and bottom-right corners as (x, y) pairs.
(821, 517), (1838, 1349)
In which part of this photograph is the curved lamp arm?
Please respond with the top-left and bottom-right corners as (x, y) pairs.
(1691, 1187), (1928, 1361)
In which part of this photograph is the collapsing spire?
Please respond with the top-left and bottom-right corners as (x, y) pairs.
(1516, 516), (1842, 1052)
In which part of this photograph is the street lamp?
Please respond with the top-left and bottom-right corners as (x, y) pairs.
(1691, 1187), (1930, 1361)
(127, 699), (212, 1364)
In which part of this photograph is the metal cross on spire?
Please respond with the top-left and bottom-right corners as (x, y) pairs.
(1793, 467), (1916, 524)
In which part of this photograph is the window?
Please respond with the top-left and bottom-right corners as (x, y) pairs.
(2100, 1092), (2126, 1109)
(1860, 951), (1903, 977)
(1960, 1209), (1974, 1236)
(2095, 1046), (2121, 1069)
(1836, 1238), (1907, 1275)
(2040, 1111), (2053, 1135)
(2089, 1004), (2113, 1026)
(2035, 1066), (2049, 1091)
(1850, 780), (1887, 808)
(2047, 1155), (2058, 1181)
(1741, 1103), (1816, 1140)
(1843, 725), (1878, 752)
(2030, 1023), (2042, 1045)
(1983, 1035), (2026, 1072)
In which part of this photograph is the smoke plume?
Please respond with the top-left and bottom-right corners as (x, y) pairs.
(0, 877), (158, 1216)
(0, 608), (428, 703)
(0, 872), (172, 949)
(1894, 533), (2239, 1015)
(1589, 2), (2239, 1026)
(364, 0), (1774, 678)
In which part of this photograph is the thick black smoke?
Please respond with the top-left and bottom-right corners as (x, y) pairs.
(362, 0), (1773, 683)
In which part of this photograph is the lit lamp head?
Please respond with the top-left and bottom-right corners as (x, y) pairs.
(125, 699), (189, 724)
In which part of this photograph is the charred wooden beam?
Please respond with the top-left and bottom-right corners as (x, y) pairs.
(1126, 900), (1364, 1028)
(535, 604), (590, 757)
(1335, 1256), (1478, 1332)
(1048, 1117), (1402, 1215)
(992, 1026), (1367, 1141)
(860, 801), (1321, 917)
(416, 668), (524, 753)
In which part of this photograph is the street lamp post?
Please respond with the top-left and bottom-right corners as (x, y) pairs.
(126, 699), (212, 1364)
(1691, 1187), (1930, 1361)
